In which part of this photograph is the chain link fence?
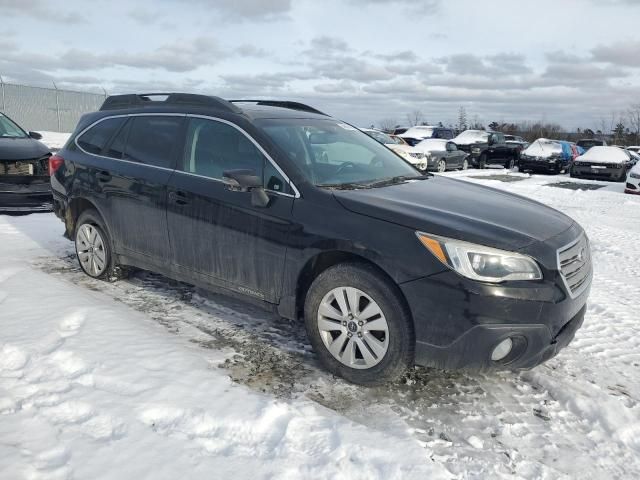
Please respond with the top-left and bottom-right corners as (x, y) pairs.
(0, 79), (107, 133)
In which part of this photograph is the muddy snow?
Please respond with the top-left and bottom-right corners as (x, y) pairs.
(1, 168), (639, 479)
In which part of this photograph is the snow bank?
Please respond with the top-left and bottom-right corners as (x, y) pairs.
(36, 131), (71, 151)
(576, 146), (629, 164)
(0, 215), (449, 480)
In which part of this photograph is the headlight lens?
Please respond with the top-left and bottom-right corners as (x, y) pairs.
(471, 147), (481, 154)
(630, 172), (640, 179)
(416, 232), (543, 282)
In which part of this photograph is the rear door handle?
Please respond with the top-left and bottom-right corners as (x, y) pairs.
(169, 190), (189, 205)
(96, 171), (111, 182)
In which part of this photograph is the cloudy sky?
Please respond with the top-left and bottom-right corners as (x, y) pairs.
(2, 0), (640, 130)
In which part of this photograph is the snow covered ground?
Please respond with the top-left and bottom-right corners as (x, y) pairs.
(36, 131), (70, 151)
(1, 162), (640, 479)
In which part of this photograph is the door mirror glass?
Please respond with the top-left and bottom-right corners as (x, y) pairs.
(29, 131), (43, 140)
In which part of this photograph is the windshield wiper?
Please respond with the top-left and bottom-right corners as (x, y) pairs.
(316, 182), (372, 190)
(364, 175), (427, 188)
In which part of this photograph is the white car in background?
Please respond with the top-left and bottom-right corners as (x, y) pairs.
(625, 161), (640, 195)
(627, 146), (640, 155)
(360, 128), (429, 171)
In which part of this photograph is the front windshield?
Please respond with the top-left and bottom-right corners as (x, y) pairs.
(257, 118), (421, 187)
(0, 114), (28, 138)
(524, 140), (562, 156)
(454, 130), (489, 144)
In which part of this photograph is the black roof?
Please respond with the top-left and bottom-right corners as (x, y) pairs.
(99, 93), (329, 119)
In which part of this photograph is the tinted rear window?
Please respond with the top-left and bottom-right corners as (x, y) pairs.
(77, 118), (125, 155)
(124, 116), (183, 168)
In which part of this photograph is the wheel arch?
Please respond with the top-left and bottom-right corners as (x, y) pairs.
(65, 197), (110, 239)
(293, 249), (412, 324)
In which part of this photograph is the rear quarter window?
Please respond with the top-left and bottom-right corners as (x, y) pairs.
(77, 117), (125, 155)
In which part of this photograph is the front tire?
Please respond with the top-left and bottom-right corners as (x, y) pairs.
(304, 263), (414, 386)
(478, 154), (487, 169)
(461, 158), (469, 170)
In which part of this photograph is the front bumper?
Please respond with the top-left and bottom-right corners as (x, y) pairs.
(625, 180), (640, 194)
(519, 158), (563, 173)
(400, 240), (591, 371)
(0, 177), (52, 212)
(571, 165), (626, 181)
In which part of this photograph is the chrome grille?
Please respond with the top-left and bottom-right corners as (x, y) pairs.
(557, 235), (591, 298)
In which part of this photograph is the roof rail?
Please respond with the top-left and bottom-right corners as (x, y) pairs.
(228, 100), (328, 116)
(100, 93), (242, 113)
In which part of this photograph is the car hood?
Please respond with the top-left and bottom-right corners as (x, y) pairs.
(332, 176), (575, 251)
(0, 137), (50, 161)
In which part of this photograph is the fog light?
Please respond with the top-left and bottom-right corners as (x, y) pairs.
(491, 338), (513, 361)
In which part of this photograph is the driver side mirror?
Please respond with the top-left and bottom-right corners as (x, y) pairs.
(29, 131), (43, 140)
(222, 169), (270, 208)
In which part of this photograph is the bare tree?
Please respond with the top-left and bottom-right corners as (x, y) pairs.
(377, 118), (398, 133)
(406, 110), (423, 127)
(627, 104), (640, 145)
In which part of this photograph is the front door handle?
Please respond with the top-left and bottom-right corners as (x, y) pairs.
(169, 190), (189, 205)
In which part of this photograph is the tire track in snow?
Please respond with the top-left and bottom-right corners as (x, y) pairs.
(32, 250), (640, 479)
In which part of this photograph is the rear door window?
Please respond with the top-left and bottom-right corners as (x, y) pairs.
(77, 117), (125, 155)
(124, 116), (184, 169)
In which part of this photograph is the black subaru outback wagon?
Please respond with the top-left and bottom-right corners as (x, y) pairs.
(51, 93), (592, 385)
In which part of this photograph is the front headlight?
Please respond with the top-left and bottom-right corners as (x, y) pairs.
(630, 172), (640, 179)
(416, 232), (543, 282)
(471, 147), (481, 154)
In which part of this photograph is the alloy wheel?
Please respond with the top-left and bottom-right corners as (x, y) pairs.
(438, 160), (446, 172)
(76, 224), (107, 277)
(462, 159), (468, 170)
(317, 286), (389, 370)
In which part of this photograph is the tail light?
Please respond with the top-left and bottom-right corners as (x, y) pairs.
(49, 154), (64, 176)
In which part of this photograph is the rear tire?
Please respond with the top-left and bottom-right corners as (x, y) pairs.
(437, 159), (446, 173)
(505, 158), (515, 170)
(304, 263), (414, 386)
(75, 209), (127, 281)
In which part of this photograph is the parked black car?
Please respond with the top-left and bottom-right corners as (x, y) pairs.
(453, 130), (521, 169)
(0, 113), (52, 212)
(51, 93), (591, 385)
(576, 139), (607, 151)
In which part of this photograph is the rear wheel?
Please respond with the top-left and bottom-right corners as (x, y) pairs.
(437, 159), (446, 173)
(304, 263), (414, 385)
(505, 158), (515, 170)
(75, 209), (126, 281)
